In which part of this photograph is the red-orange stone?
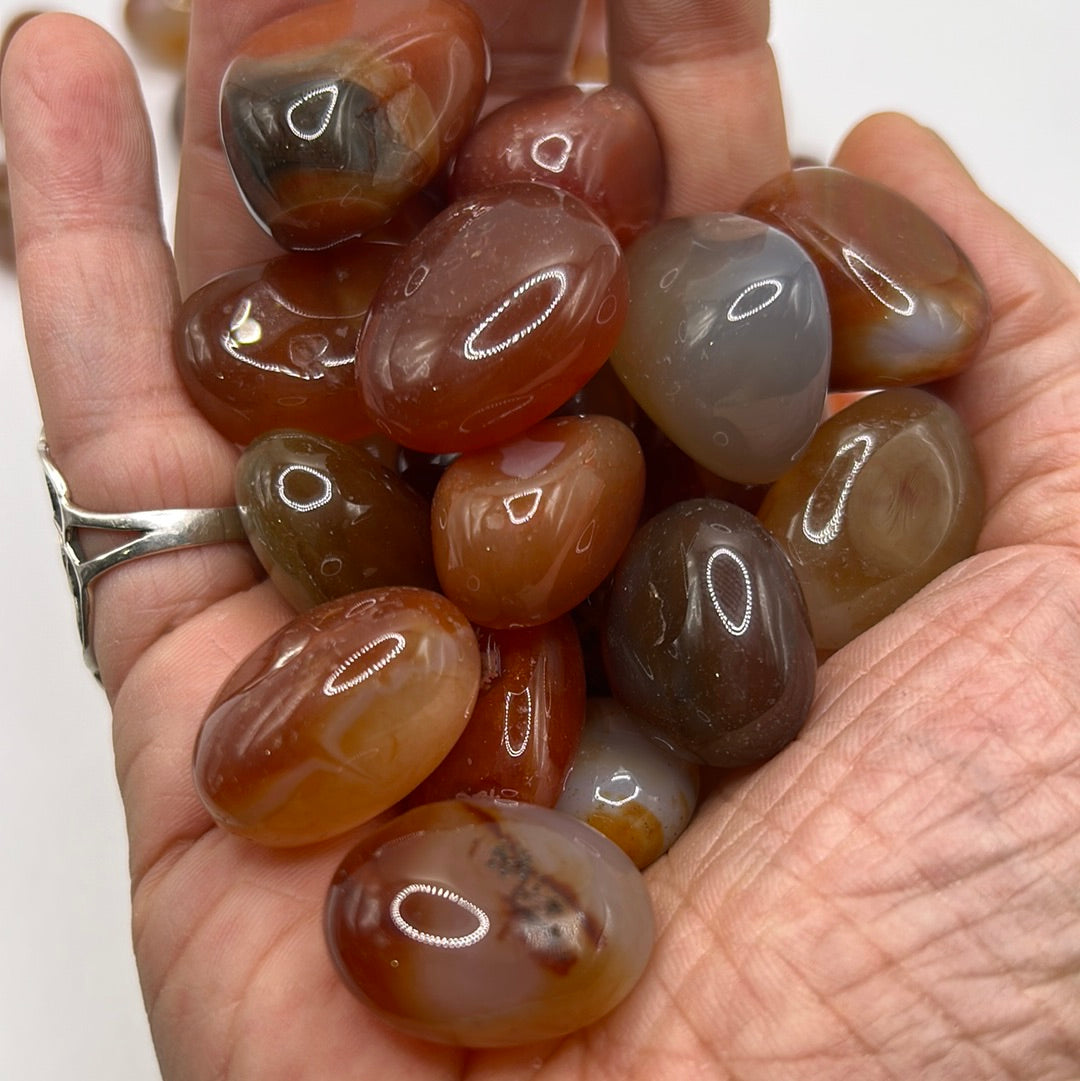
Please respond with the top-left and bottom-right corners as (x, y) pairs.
(432, 415), (645, 627)
(450, 84), (664, 246)
(741, 167), (991, 390)
(408, 618), (586, 807)
(192, 588), (481, 846)
(325, 798), (654, 1046)
(175, 240), (397, 444)
(358, 183), (628, 453)
(220, 0), (488, 249)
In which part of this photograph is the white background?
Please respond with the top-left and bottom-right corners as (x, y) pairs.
(1, 2), (1077, 1078)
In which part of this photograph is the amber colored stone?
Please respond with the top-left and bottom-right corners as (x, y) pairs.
(220, 0), (487, 249)
(449, 84), (663, 246)
(603, 499), (816, 767)
(192, 588), (481, 846)
(235, 430), (437, 611)
(741, 166), (991, 390)
(175, 240), (399, 445)
(124, 0), (189, 68)
(359, 183), (628, 454)
(610, 213), (831, 484)
(557, 698), (699, 869)
(409, 618), (586, 807)
(325, 798), (654, 1046)
(757, 388), (984, 653)
(432, 415), (645, 627)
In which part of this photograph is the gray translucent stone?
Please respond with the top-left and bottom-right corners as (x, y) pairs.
(611, 213), (831, 484)
(556, 698), (699, 869)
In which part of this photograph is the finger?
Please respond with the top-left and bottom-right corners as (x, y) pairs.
(4, 14), (259, 698)
(470, 0), (587, 101)
(608, 0), (788, 216)
(831, 112), (1080, 552)
(175, 0), (589, 295)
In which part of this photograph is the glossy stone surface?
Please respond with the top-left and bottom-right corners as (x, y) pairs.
(176, 240), (399, 444)
(449, 84), (664, 246)
(603, 499), (816, 767)
(124, 0), (189, 68)
(193, 588), (481, 846)
(741, 167), (991, 390)
(409, 618), (586, 807)
(325, 798), (654, 1046)
(235, 430), (437, 611)
(557, 698), (699, 869)
(220, 0), (487, 249)
(610, 213), (831, 484)
(757, 387), (984, 653)
(432, 415), (645, 627)
(358, 183), (628, 453)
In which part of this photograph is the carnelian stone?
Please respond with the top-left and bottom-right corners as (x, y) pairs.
(557, 698), (700, 869)
(235, 430), (437, 611)
(358, 183), (628, 453)
(741, 167), (991, 390)
(409, 618), (586, 807)
(450, 84), (664, 246)
(192, 588), (481, 846)
(220, 0), (488, 249)
(603, 499), (816, 767)
(757, 388), (984, 653)
(432, 415), (645, 627)
(610, 213), (831, 484)
(124, 0), (189, 68)
(325, 798), (654, 1046)
(175, 240), (397, 445)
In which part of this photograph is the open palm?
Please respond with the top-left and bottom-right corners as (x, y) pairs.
(6, 2), (1079, 1078)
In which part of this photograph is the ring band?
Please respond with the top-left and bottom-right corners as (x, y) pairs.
(39, 438), (246, 680)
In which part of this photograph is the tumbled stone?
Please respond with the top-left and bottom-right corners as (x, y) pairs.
(757, 387), (984, 652)
(235, 429), (437, 611)
(610, 213), (831, 484)
(741, 166), (991, 389)
(325, 798), (654, 1046)
(432, 414), (645, 627)
(359, 182), (628, 453)
(192, 587), (480, 846)
(603, 498), (817, 767)
(220, 0), (487, 248)
(557, 698), (699, 869)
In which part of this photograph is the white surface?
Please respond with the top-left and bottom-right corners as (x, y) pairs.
(0, 3), (1076, 1079)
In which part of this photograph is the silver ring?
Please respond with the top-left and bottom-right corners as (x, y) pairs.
(39, 438), (246, 681)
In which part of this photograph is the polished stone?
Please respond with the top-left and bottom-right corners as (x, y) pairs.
(175, 239), (398, 444)
(220, 0), (487, 249)
(556, 698), (699, 869)
(610, 213), (831, 484)
(359, 182), (628, 453)
(325, 798), (654, 1046)
(757, 387), (984, 652)
(450, 83), (664, 246)
(192, 587), (480, 846)
(432, 414), (645, 627)
(603, 498), (817, 767)
(742, 166), (991, 390)
(408, 617), (586, 807)
(235, 429), (437, 611)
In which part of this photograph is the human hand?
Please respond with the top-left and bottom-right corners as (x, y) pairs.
(5, 1), (1079, 1078)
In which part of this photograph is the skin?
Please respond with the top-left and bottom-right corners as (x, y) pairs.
(4, 1), (1080, 1078)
